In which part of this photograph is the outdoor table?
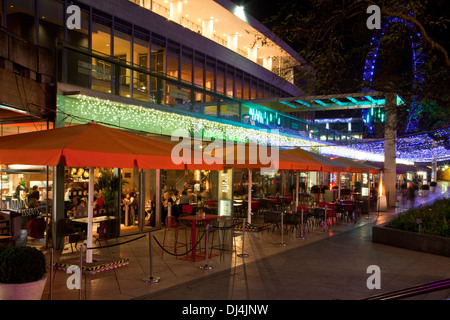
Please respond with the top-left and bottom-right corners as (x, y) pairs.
(72, 215), (117, 243)
(233, 203), (244, 217)
(72, 215), (117, 224)
(177, 214), (221, 262)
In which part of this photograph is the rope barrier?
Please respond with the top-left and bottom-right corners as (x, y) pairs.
(151, 220), (244, 257)
(85, 234), (147, 250)
(152, 229), (207, 257)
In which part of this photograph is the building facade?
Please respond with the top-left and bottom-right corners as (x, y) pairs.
(1, 0), (360, 246)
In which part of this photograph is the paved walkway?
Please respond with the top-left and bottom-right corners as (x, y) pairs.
(38, 182), (450, 300)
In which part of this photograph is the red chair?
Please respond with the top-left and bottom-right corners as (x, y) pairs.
(319, 202), (327, 208)
(161, 216), (188, 260)
(297, 206), (309, 213)
(182, 205), (194, 215)
(204, 201), (216, 207)
(325, 204), (338, 225)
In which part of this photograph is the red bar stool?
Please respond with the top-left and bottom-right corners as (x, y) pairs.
(325, 204), (338, 226)
(161, 216), (188, 260)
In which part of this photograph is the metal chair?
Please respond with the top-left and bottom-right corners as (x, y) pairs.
(57, 218), (86, 253)
(263, 211), (281, 234)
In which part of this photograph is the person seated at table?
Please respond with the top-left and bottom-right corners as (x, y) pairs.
(71, 196), (86, 218)
(179, 190), (190, 205)
(187, 189), (197, 204)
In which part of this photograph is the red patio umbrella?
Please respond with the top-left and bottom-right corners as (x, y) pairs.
(0, 122), (223, 262)
(0, 122), (222, 170)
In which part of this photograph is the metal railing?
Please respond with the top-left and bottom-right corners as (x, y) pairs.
(362, 278), (450, 300)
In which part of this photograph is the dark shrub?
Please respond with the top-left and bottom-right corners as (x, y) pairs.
(0, 246), (46, 284)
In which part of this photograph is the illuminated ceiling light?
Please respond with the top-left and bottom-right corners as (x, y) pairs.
(234, 5), (247, 22)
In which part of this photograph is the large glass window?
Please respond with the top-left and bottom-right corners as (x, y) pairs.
(235, 70), (243, 100)
(151, 35), (166, 103)
(114, 23), (132, 98)
(133, 29), (150, 102)
(166, 43), (179, 80)
(194, 53), (204, 88)
(91, 15), (112, 94)
(216, 63), (225, 95)
(243, 73), (250, 100)
(251, 77), (258, 100)
(205, 58), (215, 92)
(257, 80), (264, 99)
(220, 98), (240, 122)
(181, 48), (193, 84)
(38, 0), (64, 48)
(226, 67), (234, 98)
(6, 0), (36, 44)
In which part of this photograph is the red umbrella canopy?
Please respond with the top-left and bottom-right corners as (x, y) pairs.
(281, 148), (352, 172)
(330, 157), (380, 174)
(0, 123), (220, 170)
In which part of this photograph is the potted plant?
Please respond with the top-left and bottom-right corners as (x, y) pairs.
(0, 246), (47, 300)
(430, 181), (437, 193)
(420, 184), (430, 197)
(95, 169), (128, 209)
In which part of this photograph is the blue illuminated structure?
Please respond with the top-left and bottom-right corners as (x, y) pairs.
(362, 15), (425, 133)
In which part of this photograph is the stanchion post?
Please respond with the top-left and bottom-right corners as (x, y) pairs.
(143, 232), (160, 283)
(50, 248), (53, 300)
(299, 209), (305, 239)
(199, 224), (213, 270)
(79, 245), (82, 300)
(237, 218), (249, 258)
(280, 212), (287, 246)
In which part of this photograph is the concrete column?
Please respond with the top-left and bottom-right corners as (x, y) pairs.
(202, 18), (214, 40)
(169, 1), (183, 24)
(263, 57), (272, 70)
(52, 97), (66, 249)
(247, 46), (258, 62)
(384, 93), (397, 207)
(227, 34), (238, 52)
(52, 162), (66, 250)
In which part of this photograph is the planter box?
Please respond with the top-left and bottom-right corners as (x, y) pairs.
(373, 222), (450, 257)
(0, 275), (47, 300)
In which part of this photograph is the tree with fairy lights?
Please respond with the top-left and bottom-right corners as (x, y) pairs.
(243, 0), (450, 138)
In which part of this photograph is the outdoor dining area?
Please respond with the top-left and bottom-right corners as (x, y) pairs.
(0, 122), (388, 264)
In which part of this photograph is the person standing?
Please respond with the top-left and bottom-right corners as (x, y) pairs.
(27, 185), (40, 208)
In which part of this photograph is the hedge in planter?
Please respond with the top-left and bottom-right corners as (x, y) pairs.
(387, 198), (450, 237)
(0, 246), (47, 284)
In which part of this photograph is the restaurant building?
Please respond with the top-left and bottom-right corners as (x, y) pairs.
(0, 0), (364, 247)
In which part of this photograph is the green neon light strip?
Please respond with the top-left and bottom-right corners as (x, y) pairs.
(314, 100), (328, 107)
(294, 100), (312, 108)
(279, 101), (299, 109)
